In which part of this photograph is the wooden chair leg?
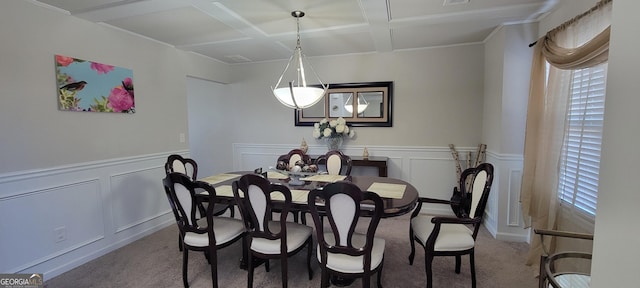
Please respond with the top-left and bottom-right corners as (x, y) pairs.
(425, 254), (434, 288)
(363, 275), (370, 288)
(408, 228), (416, 265)
(307, 238), (313, 280)
(377, 261), (384, 288)
(470, 252), (476, 288)
(183, 248), (189, 288)
(321, 268), (329, 288)
(281, 256), (288, 288)
(455, 255), (461, 273)
(248, 253), (254, 288)
(210, 248), (218, 288)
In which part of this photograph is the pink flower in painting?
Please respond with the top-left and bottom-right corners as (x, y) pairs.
(107, 87), (134, 112)
(90, 62), (115, 74)
(56, 55), (74, 67)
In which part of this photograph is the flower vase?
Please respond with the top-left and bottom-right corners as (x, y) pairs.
(325, 137), (343, 151)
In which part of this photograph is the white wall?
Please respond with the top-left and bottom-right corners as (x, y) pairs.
(591, 0), (640, 286)
(482, 22), (537, 241)
(228, 47), (485, 148)
(0, 1), (228, 174)
(186, 77), (233, 176)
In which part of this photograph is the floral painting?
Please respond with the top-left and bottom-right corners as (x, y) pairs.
(55, 54), (135, 113)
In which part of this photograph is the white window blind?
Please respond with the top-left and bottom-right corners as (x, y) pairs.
(557, 64), (607, 217)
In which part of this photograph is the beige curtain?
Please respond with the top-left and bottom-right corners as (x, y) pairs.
(520, 0), (612, 267)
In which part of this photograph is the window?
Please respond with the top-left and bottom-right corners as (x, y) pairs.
(557, 64), (608, 217)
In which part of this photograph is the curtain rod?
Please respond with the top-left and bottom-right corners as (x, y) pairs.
(528, 0), (612, 47)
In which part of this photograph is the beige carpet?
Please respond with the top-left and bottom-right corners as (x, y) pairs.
(45, 214), (537, 288)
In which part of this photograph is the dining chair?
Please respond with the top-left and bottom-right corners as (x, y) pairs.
(300, 150), (353, 225)
(308, 181), (386, 288)
(534, 229), (593, 288)
(165, 154), (234, 216)
(277, 149), (312, 170)
(314, 150), (352, 176)
(163, 172), (245, 288)
(165, 154), (235, 251)
(232, 174), (314, 288)
(408, 162), (494, 288)
(275, 149), (312, 223)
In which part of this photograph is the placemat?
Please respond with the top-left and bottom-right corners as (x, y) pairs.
(199, 185), (242, 198)
(367, 182), (406, 199)
(267, 171), (289, 179)
(300, 174), (346, 183)
(200, 173), (241, 185)
(268, 190), (309, 204)
(290, 189), (310, 204)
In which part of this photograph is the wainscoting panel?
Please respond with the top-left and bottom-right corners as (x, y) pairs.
(0, 179), (104, 272)
(485, 152), (527, 241)
(508, 169), (523, 227)
(0, 151), (186, 279)
(111, 166), (170, 233)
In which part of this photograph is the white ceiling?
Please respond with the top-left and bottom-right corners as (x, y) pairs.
(34, 0), (558, 64)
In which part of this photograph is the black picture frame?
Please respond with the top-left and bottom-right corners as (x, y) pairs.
(294, 81), (393, 127)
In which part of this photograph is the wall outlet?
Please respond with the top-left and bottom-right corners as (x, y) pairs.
(179, 133), (185, 143)
(54, 226), (66, 243)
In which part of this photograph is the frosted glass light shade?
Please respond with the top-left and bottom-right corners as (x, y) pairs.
(271, 11), (327, 110)
(344, 103), (368, 114)
(273, 86), (326, 109)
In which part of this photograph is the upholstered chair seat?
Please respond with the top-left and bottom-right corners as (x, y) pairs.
(183, 217), (244, 248)
(318, 232), (386, 274)
(410, 216), (474, 251)
(250, 221), (313, 254)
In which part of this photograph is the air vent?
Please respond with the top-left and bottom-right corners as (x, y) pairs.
(225, 55), (252, 62)
(443, 0), (470, 6)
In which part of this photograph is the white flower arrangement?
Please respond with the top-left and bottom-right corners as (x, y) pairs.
(312, 117), (355, 139)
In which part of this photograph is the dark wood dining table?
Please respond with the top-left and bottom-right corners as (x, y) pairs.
(199, 171), (419, 285)
(201, 171), (419, 218)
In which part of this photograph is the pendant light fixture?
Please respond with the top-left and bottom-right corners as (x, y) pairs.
(344, 94), (369, 114)
(272, 11), (328, 109)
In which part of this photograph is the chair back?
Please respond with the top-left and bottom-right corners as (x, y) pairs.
(309, 182), (383, 263)
(163, 172), (218, 243)
(468, 163), (494, 219)
(165, 154), (198, 180)
(233, 174), (292, 242)
(277, 149), (311, 169)
(459, 163), (494, 239)
(315, 150), (352, 176)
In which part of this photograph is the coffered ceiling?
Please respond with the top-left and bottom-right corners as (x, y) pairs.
(34, 0), (558, 64)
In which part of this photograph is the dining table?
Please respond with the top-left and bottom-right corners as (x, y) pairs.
(197, 170), (419, 286)
(198, 170), (419, 218)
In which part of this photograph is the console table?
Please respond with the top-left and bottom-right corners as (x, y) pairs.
(311, 155), (388, 177)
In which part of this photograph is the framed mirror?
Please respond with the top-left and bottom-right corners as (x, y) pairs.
(294, 81), (393, 127)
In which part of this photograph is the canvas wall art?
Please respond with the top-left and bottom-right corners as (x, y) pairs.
(55, 54), (135, 113)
